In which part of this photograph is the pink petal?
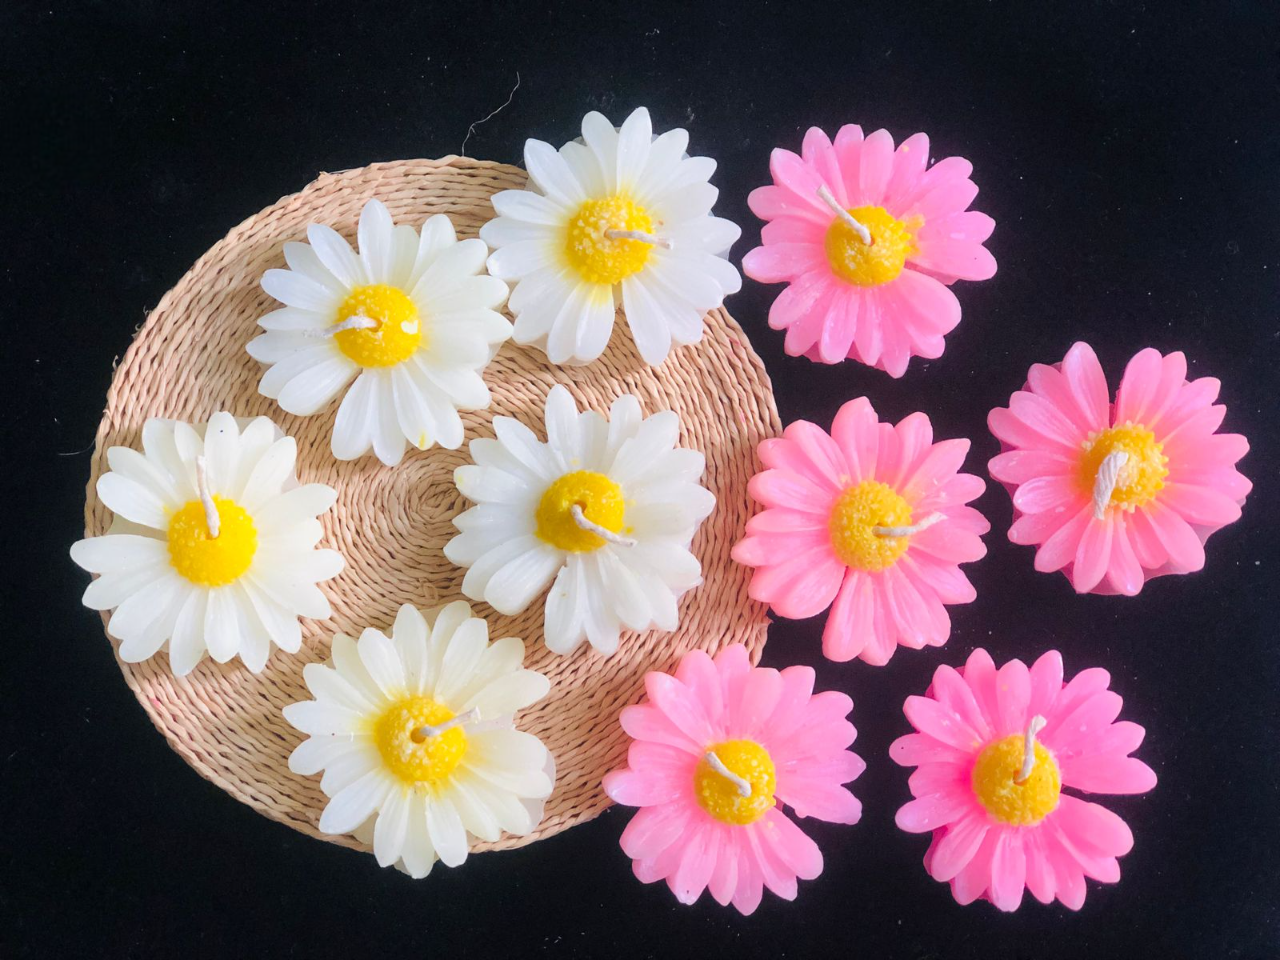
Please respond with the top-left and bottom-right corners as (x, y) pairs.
(771, 693), (856, 761)
(831, 396), (881, 481)
(877, 308), (913, 378)
(988, 406), (1077, 455)
(745, 819), (798, 901)
(706, 826), (738, 906)
(883, 412), (933, 489)
(1160, 483), (1242, 526)
(851, 286), (882, 365)
(800, 127), (845, 198)
(1012, 474), (1079, 514)
(713, 644), (752, 704)
(770, 147), (830, 209)
(1045, 666), (1112, 730)
(619, 801), (694, 860)
(765, 665), (818, 740)
(732, 528), (829, 568)
(959, 648), (1001, 729)
(785, 284), (841, 358)
(1009, 390), (1086, 450)
(930, 664), (992, 739)
(817, 288), (859, 363)
(1113, 347), (1164, 426)
(668, 822), (717, 904)
(904, 555), (976, 605)
(890, 732), (971, 766)
(761, 808), (824, 879)
(730, 845), (765, 916)
(1106, 520), (1145, 596)
(950, 828), (998, 906)
(854, 128), (894, 205)
(619, 702), (700, 753)
(900, 437), (970, 503)
(762, 215), (825, 245)
(777, 773), (862, 824)
(990, 448), (1076, 485)
(1141, 500), (1206, 572)
(1032, 505), (1092, 572)
(1070, 515), (1114, 593)
(643, 673), (717, 746)
(1154, 376), (1221, 436)
(673, 651), (724, 730)
(730, 666), (784, 740)
(883, 132), (930, 206)
(888, 269), (962, 338)
(1060, 342), (1111, 432)
(741, 242), (824, 283)
(1027, 650), (1064, 720)
(748, 548), (845, 619)
(747, 466), (832, 510)
(1053, 794), (1134, 857)
(767, 269), (837, 332)
(743, 505), (827, 536)
(994, 658), (1032, 737)
(603, 768), (685, 807)
(895, 790), (972, 833)
(929, 813), (989, 882)
(748, 184), (828, 226)
(822, 571), (873, 662)
(1042, 691), (1123, 756)
(989, 831), (1027, 912)
(909, 524), (985, 565)
(904, 695), (984, 751)
(909, 236), (996, 282)
(781, 419), (852, 489)
(1061, 752), (1157, 795)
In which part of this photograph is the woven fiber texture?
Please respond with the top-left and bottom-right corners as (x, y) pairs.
(82, 157), (781, 857)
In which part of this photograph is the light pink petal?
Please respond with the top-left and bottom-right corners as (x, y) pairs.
(743, 505), (828, 536)
(784, 285), (840, 358)
(854, 128), (895, 205)
(1061, 752), (1157, 795)
(760, 808), (824, 879)
(900, 437), (969, 503)
(618, 702), (700, 753)
(644, 673), (717, 747)
(1032, 505), (1092, 572)
(903, 554), (976, 605)
(930, 664), (992, 738)
(1012, 474), (1079, 514)
(909, 524), (985, 565)
(1009, 505), (1078, 547)
(770, 147), (832, 212)
(994, 658), (1032, 737)
(950, 828), (998, 906)
(800, 127), (845, 203)
(891, 269), (962, 336)
(890, 732), (971, 767)
(919, 209), (995, 245)
(903, 159), (976, 220)
(747, 466), (833, 510)
(730, 844), (766, 916)
(767, 269), (837, 332)
(780, 420), (853, 489)
(988, 406), (1077, 455)
(989, 831), (1027, 912)
(822, 571), (872, 662)
(1042, 691), (1123, 755)
(748, 549), (845, 619)
(904, 695), (983, 752)
(1009, 390), (1087, 450)
(1027, 649), (1064, 719)
(706, 826), (738, 907)
(883, 412), (933, 490)
(1160, 483), (1242, 526)
(1070, 516), (1114, 593)
(619, 801), (693, 860)
(1045, 829), (1088, 910)
(832, 124), (865, 199)
(990, 448), (1077, 485)
(741, 242), (824, 283)
(730, 666), (785, 740)
(761, 215), (825, 245)
(748, 184), (829, 226)
(818, 288), (859, 364)
(777, 773), (862, 824)
(1154, 376), (1221, 436)
(1053, 794), (1134, 858)
(603, 768), (685, 807)
(883, 131), (930, 206)
(1113, 347), (1164, 426)
(894, 789), (972, 834)
(830, 396), (881, 482)
(877, 306), (913, 378)
(668, 821), (717, 905)
(909, 235), (996, 282)
(766, 666), (818, 740)
(633, 827), (686, 884)
(928, 813), (989, 882)
(1045, 666), (1112, 729)
(673, 650), (724, 730)
(1106, 520), (1145, 595)
(732, 528), (829, 568)
(1142, 500), (1206, 571)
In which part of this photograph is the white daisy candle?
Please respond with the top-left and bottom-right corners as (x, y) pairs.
(482, 107), (742, 366)
(445, 385), (715, 656)
(71, 413), (344, 675)
(248, 198), (512, 466)
(284, 602), (554, 877)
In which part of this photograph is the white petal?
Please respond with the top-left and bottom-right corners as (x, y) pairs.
(399, 794), (437, 878)
(71, 535), (167, 574)
(454, 462), (539, 507)
(543, 555), (587, 655)
(282, 699), (368, 737)
(303, 661), (378, 713)
(97, 473), (168, 529)
(240, 578), (303, 653)
(289, 735), (364, 776)
(492, 417), (559, 480)
(357, 199), (395, 283)
(581, 111), (621, 194)
(369, 373), (407, 466)
(374, 788), (412, 867)
(115, 576), (188, 662)
(357, 628), (407, 698)
(261, 269), (341, 314)
(424, 794), (468, 868)
(524, 138), (588, 207)
(543, 385), (582, 469)
(276, 357), (358, 416)
(392, 604), (431, 695)
(318, 769), (393, 835)
(459, 535), (545, 610)
(488, 190), (570, 225)
(545, 283), (614, 365)
(464, 729), (553, 796)
(284, 241), (345, 294)
(434, 617), (490, 704)
(410, 238), (488, 300)
(389, 363), (437, 451)
(596, 549), (654, 632)
(257, 306), (332, 332)
(168, 588), (209, 675)
(447, 776), (503, 842)
(463, 670), (550, 718)
(389, 224), (420, 289)
(239, 436), (297, 511)
(615, 106), (653, 191)
(331, 372), (378, 461)
(633, 127), (690, 200)
(307, 223), (366, 288)
(255, 484), (338, 533)
(258, 344), (350, 400)
(408, 214), (458, 288)
(203, 586), (240, 663)
(620, 275), (673, 366)
(106, 446), (180, 506)
(329, 633), (384, 704)
(480, 542), (562, 617)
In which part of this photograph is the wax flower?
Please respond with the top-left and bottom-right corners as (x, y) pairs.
(732, 397), (988, 664)
(481, 106), (742, 366)
(70, 413), (344, 674)
(248, 198), (511, 466)
(445, 385), (715, 656)
(284, 602), (554, 878)
(988, 342), (1250, 595)
(892, 648), (1157, 911)
(603, 645), (864, 915)
(742, 126), (996, 376)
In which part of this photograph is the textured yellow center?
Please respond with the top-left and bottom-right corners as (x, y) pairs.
(374, 697), (468, 786)
(535, 470), (627, 552)
(971, 735), (1061, 826)
(564, 194), (655, 285)
(694, 740), (777, 826)
(167, 497), (257, 586)
(828, 480), (913, 572)
(824, 205), (919, 287)
(333, 284), (422, 367)
(1079, 423), (1169, 512)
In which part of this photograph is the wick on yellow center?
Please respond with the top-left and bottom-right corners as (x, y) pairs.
(1078, 422), (1168, 512)
(828, 480), (914, 571)
(167, 497), (257, 586)
(535, 471), (628, 552)
(694, 740), (777, 825)
(333, 284), (423, 367)
(374, 697), (469, 786)
(564, 193), (657, 285)
(824, 205), (918, 287)
(971, 734), (1061, 826)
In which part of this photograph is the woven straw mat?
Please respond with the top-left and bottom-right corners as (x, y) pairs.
(82, 156), (781, 858)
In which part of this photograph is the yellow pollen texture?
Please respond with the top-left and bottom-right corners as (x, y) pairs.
(825, 205), (919, 287)
(1079, 422), (1169, 512)
(694, 740), (777, 826)
(333, 284), (423, 367)
(167, 497), (257, 586)
(375, 697), (468, 786)
(564, 193), (655, 285)
(828, 480), (913, 572)
(535, 471), (627, 552)
(971, 735), (1061, 826)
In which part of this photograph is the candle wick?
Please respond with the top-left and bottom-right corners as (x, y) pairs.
(412, 707), (480, 742)
(603, 227), (673, 250)
(816, 185), (872, 245)
(1091, 450), (1130, 519)
(704, 750), (752, 797)
(570, 503), (636, 547)
(1014, 715), (1048, 784)
(304, 314), (379, 339)
(873, 512), (944, 539)
(194, 455), (220, 539)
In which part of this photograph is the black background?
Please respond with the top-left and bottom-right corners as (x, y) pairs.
(5, 2), (1279, 958)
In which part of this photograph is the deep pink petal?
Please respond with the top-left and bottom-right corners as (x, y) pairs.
(959, 648), (1001, 729)
(994, 658), (1032, 737)
(903, 554), (977, 605)
(1032, 505), (1092, 572)
(904, 695), (984, 751)
(1027, 650), (1064, 719)
(1053, 794), (1134, 858)
(1070, 516), (1114, 593)
(1106, 519), (1145, 596)
(822, 571), (873, 662)
(929, 813), (989, 882)
(1061, 753), (1157, 795)
(1043, 691), (1123, 756)
(883, 132), (930, 207)
(1023, 829), (1058, 905)
(900, 438), (970, 503)
(950, 828), (998, 906)
(1140, 500), (1206, 572)
(895, 790), (972, 833)
(989, 831), (1027, 912)
(1059, 342), (1111, 432)
(930, 664), (992, 738)
(890, 732), (971, 767)
(1113, 347), (1164, 426)
(1008, 506), (1078, 547)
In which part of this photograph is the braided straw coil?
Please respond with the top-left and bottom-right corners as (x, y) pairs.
(82, 157), (780, 857)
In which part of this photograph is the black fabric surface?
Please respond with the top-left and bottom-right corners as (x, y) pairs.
(5, 2), (1279, 957)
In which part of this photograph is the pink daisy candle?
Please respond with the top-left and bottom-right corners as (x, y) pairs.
(891, 648), (1157, 912)
(602, 645), (864, 915)
(731, 397), (988, 664)
(988, 342), (1250, 595)
(741, 126), (996, 376)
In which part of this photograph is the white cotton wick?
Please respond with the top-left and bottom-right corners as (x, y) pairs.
(816, 185), (871, 244)
(194, 455), (220, 539)
(603, 227), (673, 250)
(1092, 450), (1130, 519)
(704, 750), (752, 797)
(413, 707), (480, 741)
(1014, 715), (1048, 784)
(873, 512), (944, 539)
(571, 503), (637, 547)
(304, 315), (379, 339)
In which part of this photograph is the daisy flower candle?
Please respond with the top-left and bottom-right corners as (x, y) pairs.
(891, 649), (1157, 911)
(742, 126), (996, 376)
(988, 342), (1250, 595)
(284, 602), (554, 878)
(71, 413), (344, 675)
(445, 385), (715, 656)
(603, 645), (864, 915)
(248, 198), (512, 466)
(732, 397), (988, 664)
(481, 107), (742, 366)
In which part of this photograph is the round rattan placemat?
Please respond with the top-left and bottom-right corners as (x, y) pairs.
(82, 156), (780, 858)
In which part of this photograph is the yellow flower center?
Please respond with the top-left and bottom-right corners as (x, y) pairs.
(1078, 423), (1169, 512)
(564, 193), (655, 285)
(167, 497), (257, 586)
(333, 284), (423, 368)
(374, 697), (468, 786)
(971, 734), (1061, 826)
(535, 470), (628, 552)
(693, 740), (777, 826)
(828, 480), (913, 572)
(824, 205), (919, 287)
